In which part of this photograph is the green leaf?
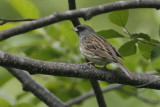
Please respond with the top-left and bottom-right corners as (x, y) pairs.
(116, 86), (137, 99)
(150, 39), (160, 44)
(0, 68), (12, 86)
(118, 41), (137, 57)
(151, 46), (160, 72)
(131, 33), (150, 41)
(14, 103), (34, 107)
(151, 57), (160, 72)
(108, 10), (129, 27)
(139, 58), (150, 72)
(8, 0), (39, 18)
(0, 98), (11, 107)
(45, 80), (81, 101)
(159, 25), (160, 38)
(151, 46), (160, 60)
(138, 42), (154, 60)
(97, 29), (125, 39)
(25, 46), (62, 60)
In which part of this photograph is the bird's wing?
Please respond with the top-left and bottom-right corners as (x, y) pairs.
(82, 35), (118, 62)
(99, 36), (124, 59)
(110, 44), (124, 59)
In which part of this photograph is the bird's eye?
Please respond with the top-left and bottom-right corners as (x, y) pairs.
(78, 27), (84, 30)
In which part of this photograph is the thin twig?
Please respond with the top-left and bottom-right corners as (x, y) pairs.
(118, 87), (160, 104)
(135, 38), (160, 46)
(135, 78), (160, 88)
(0, 18), (36, 25)
(68, 0), (81, 26)
(65, 71), (158, 106)
(65, 84), (121, 106)
(6, 68), (66, 107)
(124, 27), (160, 46)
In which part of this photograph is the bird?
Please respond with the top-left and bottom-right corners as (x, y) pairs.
(72, 25), (134, 79)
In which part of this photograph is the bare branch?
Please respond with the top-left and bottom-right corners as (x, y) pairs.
(0, 18), (36, 25)
(66, 84), (121, 106)
(6, 68), (66, 107)
(1, 0), (160, 40)
(90, 79), (107, 107)
(123, 27), (160, 46)
(68, 0), (81, 26)
(0, 51), (160, 89)
(118, 87), (160, 104)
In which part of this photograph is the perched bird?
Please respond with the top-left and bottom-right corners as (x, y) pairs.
(72, 25), (134, 79)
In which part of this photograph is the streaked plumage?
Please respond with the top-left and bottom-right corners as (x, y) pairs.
(72, 25), (134, 79)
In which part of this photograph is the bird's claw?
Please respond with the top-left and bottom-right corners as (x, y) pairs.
(101, 65), (108, 70)
(87, 62), (95, 68)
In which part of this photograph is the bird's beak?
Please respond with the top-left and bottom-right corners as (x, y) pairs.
(72, 27), (78, 32)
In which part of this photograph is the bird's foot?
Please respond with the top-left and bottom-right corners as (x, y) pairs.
(101, 65), (108, 70)
(87, 62), (95, 68)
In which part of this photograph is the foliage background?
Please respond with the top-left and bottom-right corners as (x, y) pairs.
(0, 0), (160, 107)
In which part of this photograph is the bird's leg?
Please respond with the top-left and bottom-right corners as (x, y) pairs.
(87, 62), (95, 68)
(85, 58), (95, 68)
(102, 65), (108, 70)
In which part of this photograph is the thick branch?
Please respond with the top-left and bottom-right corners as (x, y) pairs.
(1, 0), (160, 40)
(6, 68), (66, 107)
(0, 51), (160, 89)
(66, 84), (121, 106)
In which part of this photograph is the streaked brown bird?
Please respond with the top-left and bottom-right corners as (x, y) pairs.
(72, 25), (134, 79)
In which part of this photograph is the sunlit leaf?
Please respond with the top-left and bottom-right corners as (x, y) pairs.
(138, 42), (154, 60)
(139, 58), (150, 72)
(97, 29), (125, 39)
(108, 10), (129, 27)
(45, 80), (81, 101)
(0, 23), (18, 31)
(26, 46), (63, 60)
(118, 41), (137, 57)
(0, 68), (12, 86)
(0, 98), (11, 107)
(8, 0), (39, 18)
(14, 103), (34, 107)
(151, 58), (160, 72)
(131, 33), (150, 41)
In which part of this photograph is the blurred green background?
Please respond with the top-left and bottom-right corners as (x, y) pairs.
(0, 0), (160, 107)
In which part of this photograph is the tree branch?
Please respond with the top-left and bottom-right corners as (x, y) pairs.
(1, 0), (160, 40)
(90, 79), (107, 107)
(0, 51), (160, 89)
(6, 68), (66, 107)
(68, 0), (81, 26)
(0, 18), (36, 25)
(118, 87), (160, 104)
(65, 84), (121, 106)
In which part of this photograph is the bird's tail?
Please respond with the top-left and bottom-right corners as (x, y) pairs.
(116, 61), (135, 80)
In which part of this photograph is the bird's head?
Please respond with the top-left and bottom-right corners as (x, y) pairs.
(72, 25), (96, 36)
